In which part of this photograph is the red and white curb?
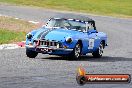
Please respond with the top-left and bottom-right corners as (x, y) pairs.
(16, 41), (26, 47)
(0, 44), (19, 50)
(0, 41), (26, 50)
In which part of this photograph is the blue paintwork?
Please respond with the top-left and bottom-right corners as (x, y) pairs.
(26, 22), (107, 56)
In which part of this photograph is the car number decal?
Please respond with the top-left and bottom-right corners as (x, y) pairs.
(88, 39), (94, 49)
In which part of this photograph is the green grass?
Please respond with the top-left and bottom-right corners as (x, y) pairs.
(0, 29), (26, 44)
(0, 0), (132, 17)
(0, 16), (37, 44)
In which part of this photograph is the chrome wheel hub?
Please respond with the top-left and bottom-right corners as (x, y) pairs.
(99, 44), (103, 55)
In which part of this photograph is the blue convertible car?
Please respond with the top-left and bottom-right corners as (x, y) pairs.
(26, 16), (107, 59)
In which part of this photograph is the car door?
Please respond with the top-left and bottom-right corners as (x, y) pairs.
(87, 23), (97, 50)
(81, 23), (97, 54)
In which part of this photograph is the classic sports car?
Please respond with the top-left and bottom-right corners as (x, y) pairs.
(26, 16), (107, 59)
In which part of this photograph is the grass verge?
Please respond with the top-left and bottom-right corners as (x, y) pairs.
(0, 29), (26, 44)
(0, 0), (132, 18)
(0, 16), (37, 44)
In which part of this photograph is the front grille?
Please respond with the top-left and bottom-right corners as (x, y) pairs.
(39, 40), (59, 47)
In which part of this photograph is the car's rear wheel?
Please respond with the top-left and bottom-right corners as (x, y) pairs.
(26, 48), (38, 58)
(70, 43), (82, 60)
(92, 42), (104, 58)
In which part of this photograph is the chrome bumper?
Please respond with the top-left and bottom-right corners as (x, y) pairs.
(25, 45), (35, 48)
(25, 45), (73, 52)
(37, 46), (73, 51)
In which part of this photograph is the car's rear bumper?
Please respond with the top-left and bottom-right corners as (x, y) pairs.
(26, 45), (73, 55)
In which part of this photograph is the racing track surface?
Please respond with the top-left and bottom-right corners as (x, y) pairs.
(0, 4), (132, 88)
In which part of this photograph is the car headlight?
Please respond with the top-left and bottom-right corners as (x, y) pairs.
(27, 33), (32, 39)
(66, 37), (72, 43)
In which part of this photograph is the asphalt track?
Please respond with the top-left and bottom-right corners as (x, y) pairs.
(0, 4), (132, 88)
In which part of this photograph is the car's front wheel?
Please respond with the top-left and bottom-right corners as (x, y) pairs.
(26, 48), (38, 58)
(92, 42), (104, 58)
(70, 43), (82, 59)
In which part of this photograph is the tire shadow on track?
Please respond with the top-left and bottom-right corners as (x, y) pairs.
(38, 55), (132, 62)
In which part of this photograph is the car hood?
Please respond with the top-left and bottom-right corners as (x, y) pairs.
(33, 28), (82, 41)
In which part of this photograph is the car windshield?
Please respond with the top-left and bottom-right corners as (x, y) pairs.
(45, 18), (86, 31)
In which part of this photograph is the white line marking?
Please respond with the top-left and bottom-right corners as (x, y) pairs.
(28, 21), (39, 24)
(15, 18), (19, 19)
(21, 41), (26, 43)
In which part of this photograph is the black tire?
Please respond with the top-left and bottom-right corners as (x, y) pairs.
(26, 48), (38, 58)
(70, 43), (82, 60)
(92, 42), (104, 58)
